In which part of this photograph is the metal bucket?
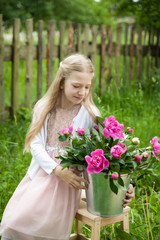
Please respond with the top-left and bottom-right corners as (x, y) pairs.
(84, 171), (130, 217)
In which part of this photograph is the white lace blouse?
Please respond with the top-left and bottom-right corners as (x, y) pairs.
(27, 104), (99, 179)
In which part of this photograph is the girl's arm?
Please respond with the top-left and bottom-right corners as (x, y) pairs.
(53, 165), (90, 190)
(30, 133), (59, 175)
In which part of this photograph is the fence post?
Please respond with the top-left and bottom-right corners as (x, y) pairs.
(100, 24), (106, 94)
(11, 18), (20, 116)
(47, 20), (56, 89)
(129, 24), (135, 80)
(68, 22), (75, 55)
(77, 23), (82, 53)
(136, 26), (142, 83)
(37, 20), (43, 100)
(59, 21), (66, 62)
(115, 23), (122, 87)
(107, 25), (112, 90)
(155, 31), (159, 68)
(0, 14), (5, 120)
(91, 25), (98, 93)
(123, 23), (129, 84)
(83, 24), (89, 56)
(25, 19), (33, 108)
(146, 30), (151, 80)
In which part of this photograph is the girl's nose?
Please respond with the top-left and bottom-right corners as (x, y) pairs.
(78, 88), (85, 96)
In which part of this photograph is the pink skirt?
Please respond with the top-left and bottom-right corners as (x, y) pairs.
(0, 151), (81, 240)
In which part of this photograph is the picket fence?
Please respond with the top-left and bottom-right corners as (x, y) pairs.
(0, 14), (160, 119)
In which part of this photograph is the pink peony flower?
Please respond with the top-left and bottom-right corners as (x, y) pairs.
(59, 125), (73, 135)
(127, 128), (133, 132)
(112, 173), (118, 180)
(103, 116), (124, 139)
(94, 125), (99, 132)
(85, 149), (109, 174)
(132, 137), (140, 145)
(150, 137), (160, 158)
(153, 143), (160, 156)
(150, 136), (159, 145)
(110, 142), (127, 159)
(142, 152), (149, 158)
(135, 155), (142, 162)
(77, 127), (85, 136)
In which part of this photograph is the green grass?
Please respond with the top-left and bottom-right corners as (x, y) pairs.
(1, 49), (160, 239)
(1, 84), (160, 239)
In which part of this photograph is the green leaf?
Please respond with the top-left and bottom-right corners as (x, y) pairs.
(137, 174), (144, 180)
(115, 227), (135, 240)
(61, 163), (72, 169)
(132, 160), (137, 169)
(96, 116), (104, 125)
(127, 145), (136, 151)
(110, 178), (118, 194)
(58, 134), (68, 142)
(119, 159), (125, 164)
(86, 141), (93, 155)
(114, 181), (127, 191)
(118, 176), (124, 187)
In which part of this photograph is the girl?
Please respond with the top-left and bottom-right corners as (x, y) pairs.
(0, 54), (134, 240)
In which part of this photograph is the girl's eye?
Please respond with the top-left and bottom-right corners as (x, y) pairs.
(73, 85), (79, 88)
(85, 87), (89, 89)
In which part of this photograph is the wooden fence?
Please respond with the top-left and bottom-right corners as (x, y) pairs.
(0, 14), (160, 119)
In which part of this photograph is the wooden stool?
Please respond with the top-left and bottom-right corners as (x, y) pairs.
(70, 199), (130, 240)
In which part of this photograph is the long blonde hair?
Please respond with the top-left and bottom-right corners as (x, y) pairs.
(25, 54), (100, 152)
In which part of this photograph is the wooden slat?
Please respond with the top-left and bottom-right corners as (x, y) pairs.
(0, 14), (5, 119)
(155, 31), (159, 68)
(146, 30), (151, 80)
(3, 42), (160, 61)
(68, 22), (75, 55)
(107, 25), (112, 89)
(123, 23), (129, 83)
(136, 26), (142, 82)
(100, 24), (106, 94)
(152, 30), (156, 68)
(129, 25), (135, 80)
(59, 21), (66, 61)
(11, 18), (20, 116)
(25, 19), (33, 108)
(141, 28), (147, 81)
(115, 23), (122, 86)
(91, 25), (98, 93)
(77, 23), (82, 53)
(37, 20), (43, 100)
(47, 20), (56, 89)
(83, 24), (89, 56)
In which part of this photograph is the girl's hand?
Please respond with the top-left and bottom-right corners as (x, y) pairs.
(122, 184), (135, 208)
(54, 165), (89, 190)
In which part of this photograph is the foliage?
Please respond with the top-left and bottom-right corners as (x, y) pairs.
(0, 93), (160, 239)
(58, 115), (159, 194)
(0, 0), (114, 28)
(112, 0), (160, 30)
(0, 77), (160, 239)
(0, 107), (32, 220)
(1, 0), (160, 31)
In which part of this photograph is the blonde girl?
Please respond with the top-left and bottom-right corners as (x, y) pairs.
(0, 54), (134, 240)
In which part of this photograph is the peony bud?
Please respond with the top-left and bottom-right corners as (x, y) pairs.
(111, 173), (119, 180)
(127, 128), (133, 132)
(132, 137), (140, 145)
(135, 155), (142, 162)
(94, 125), (99, 132)
(142, 152), (149, 158)
(77, 127), (85, 136)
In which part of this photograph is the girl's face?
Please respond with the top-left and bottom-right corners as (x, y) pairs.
(61, 71), (92, 108)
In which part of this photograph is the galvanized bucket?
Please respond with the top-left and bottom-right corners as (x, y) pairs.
(84, 171), (130, 217)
